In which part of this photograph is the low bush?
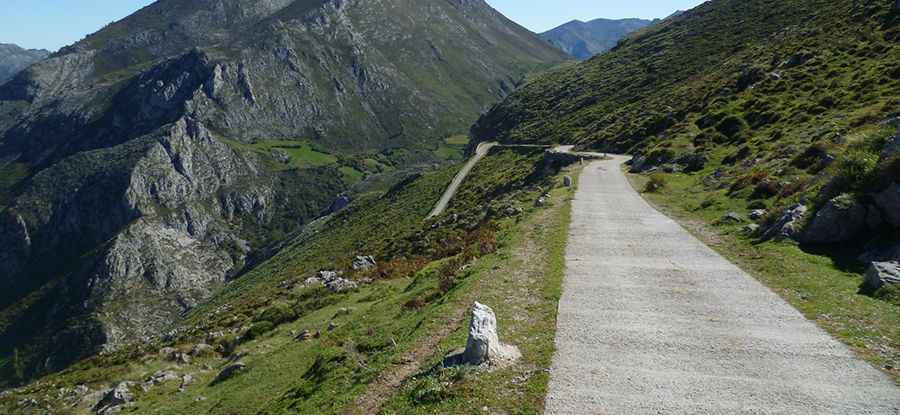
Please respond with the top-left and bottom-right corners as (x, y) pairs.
(644, 174), (667, 193)
(245, 321), (275, 341)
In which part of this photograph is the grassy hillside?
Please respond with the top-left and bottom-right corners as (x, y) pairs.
(473, 0), (900, 379)
(0, 147), (577, 413)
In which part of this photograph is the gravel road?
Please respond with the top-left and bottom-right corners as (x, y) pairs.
(546, 156), (900, 414)
(428, 141), (497, 218)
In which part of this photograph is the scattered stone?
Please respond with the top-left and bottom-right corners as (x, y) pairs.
(444, 302), (521, 367)
(721, 212), (744, 224)
(749, 209), (767, 221)
(761, 204), (808, 242)
(93, 382), (134, 414)
(179, 374), (194, 393)
(325, 277), (358, 293)
(563, 176), (573, 187)
(191, 343), (216, 357)
(743, 224), (761, 235)
(359, 277), (374, 285)
(334, 307), (352, 317)
(294, 330), (312, 341)
(195, 396), (207, 402)
(142, 370), (178, 392)
(212, 363), (247, 385)
(864, 261), (900, 291)
(159, 347), (177, 360)
(352, 255), (377, 271)
(328, 322), (338, 331)
(536, 194), (551, 207)
(270, 148), (291, 164)
(304, 276), (323, 286)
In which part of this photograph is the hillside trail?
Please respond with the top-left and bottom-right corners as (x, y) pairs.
(428, 141), (498, 218)
(546, 155), (900, 414)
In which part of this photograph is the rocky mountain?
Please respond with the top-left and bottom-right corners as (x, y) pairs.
(0, 44), (49, 84)
(0, 0), (566, 384)
(540, 18), (654, 59)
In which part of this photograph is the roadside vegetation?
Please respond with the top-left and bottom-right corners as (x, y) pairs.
(628, 171), (900, 382)
(0, 147), (577, 414)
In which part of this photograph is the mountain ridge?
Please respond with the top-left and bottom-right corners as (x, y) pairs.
(0, 0), (566, 385)
(0, 43), (49, 84)
(540, 17), (655, 60)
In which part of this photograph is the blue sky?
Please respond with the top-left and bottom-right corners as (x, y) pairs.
(1, 0), (706, 51)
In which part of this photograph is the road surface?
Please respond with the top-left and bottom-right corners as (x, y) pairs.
(546, 155), (900, 414)
(427, 141), (498, 218)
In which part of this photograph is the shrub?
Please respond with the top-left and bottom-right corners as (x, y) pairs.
(715, 115), (748, 140)
(643, 174), (667, 193)
(255, 302), (297, 325)
(410, 376), (449, 405)
(245, 321), (275, 341)
(834, 148), (878, 192)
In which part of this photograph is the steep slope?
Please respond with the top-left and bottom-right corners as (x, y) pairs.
(0, 44), (49, 84)
(540, 18), (654, 60)
(474, 0), (900, 376)
(0, 0), (566, 385)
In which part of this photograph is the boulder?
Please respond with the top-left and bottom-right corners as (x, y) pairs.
(93, 382), (134, 414)
(721, 212), (743, 224)
(178, 374), (194, 393)
(761, 204), (808, 242)
(352, 255), (377, 271)
(676, 154), (708, 173)
(863, 261), (900, 291)
(874, 183), (900, 228)
(190, 343), (215, 357)
(325, 277), (358, 293)
(445, 303), (520, 367)
(743, 224), (761, 235)
(801, 196), (867, 244)
(749, 209), (767, 221)
(212, 363), (246, 385)
(536, 194), (551, 207)
(563, 175), (573, 187)
(141, 370), (178, 391)
(294, 330), (311, 341)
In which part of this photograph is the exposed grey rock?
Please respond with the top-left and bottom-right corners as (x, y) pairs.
(351, 255), (376, 271)
(178, 374), (194, 393)
(721, 212), (744, 223)
(0, 43), (49, 83)
(801, 196), (867, 244)
(762, 204), (807, 241)
(743, 224), (761, 235)
(212, 363), (247, 385)
(536, 194), (551, 207)
(190, 343), (215, 357)
(749, 209), (767, 221)
(863, 261), (900, 291)
(294, 330), (311, 341)
(326, 277), (358, 293)
(445, 302), (520, 367)
(874, 183), (900, 228)
(563, 175), (574, 187)
(93, 382), (134, 414)
(141, 370), (178, 391)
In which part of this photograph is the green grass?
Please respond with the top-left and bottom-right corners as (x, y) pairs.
(381, 165), (578, 414)
(444, 135), (470, 146)
(0, 162), (29, 209)
(222, 138), (338, 170)
(0, 148), (572, 413)
(628, 170), (900, 382)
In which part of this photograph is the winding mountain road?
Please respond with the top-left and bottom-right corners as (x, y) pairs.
(546, 156), (900, 414)
(428, 141), (498, 218)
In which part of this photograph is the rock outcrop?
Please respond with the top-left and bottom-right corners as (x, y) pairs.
(864, 262), (900, 291)
(0, 0), (566, 383)
(761, 204), (808, 242)
(801, 196), (867, 244)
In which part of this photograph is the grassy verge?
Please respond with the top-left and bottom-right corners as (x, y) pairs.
(627, 170), (900, 382)
(0, 148), (575, 414)
(380, 166), (579, 414)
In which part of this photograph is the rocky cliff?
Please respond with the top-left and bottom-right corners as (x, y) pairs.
(0, 0), (566, 384)
(0, 44), (49, 84)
